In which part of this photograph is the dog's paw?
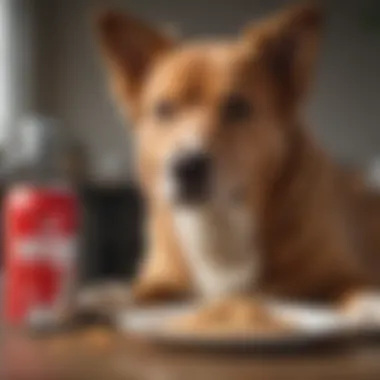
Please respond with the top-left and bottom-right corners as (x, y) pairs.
(340, 291), (380, 327)
(132, 277), (189, 305)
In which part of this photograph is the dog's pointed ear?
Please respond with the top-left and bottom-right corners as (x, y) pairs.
(244, 2), (323, 107)
(94, 10), (175, 118)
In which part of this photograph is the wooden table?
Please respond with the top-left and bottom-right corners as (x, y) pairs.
(4, 325), (380, 380)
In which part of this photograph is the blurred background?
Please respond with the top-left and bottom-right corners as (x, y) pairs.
(0, 0), (379, 284)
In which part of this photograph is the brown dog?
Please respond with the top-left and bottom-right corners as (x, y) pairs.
(94, 2), (380, 323)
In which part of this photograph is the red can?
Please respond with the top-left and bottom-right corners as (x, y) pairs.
(3, 184), (79, 327)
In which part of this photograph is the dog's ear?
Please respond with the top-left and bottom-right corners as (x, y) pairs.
(244, 2), (323, 108)
(94, 10), (175, 119)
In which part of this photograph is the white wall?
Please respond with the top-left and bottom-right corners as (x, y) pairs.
(35, 0), (380, 181)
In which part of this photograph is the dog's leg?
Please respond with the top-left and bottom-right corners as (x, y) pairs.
(132, 248), (191, 304)
(132, 206), (192, 304)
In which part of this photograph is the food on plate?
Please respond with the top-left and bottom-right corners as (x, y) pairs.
(166, 297), (294, 335)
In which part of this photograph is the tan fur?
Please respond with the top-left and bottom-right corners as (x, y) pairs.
(94, 2), (380, 310)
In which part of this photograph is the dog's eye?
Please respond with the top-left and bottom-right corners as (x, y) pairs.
(221, 94), (252, 124)
(154, 100), (175, 121)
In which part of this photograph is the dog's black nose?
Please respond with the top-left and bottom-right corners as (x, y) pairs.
(174, 153), (211, 186)
(173, 152), (211, 202)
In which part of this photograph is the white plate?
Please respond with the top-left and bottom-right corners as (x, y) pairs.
(117, 301), (354, 350)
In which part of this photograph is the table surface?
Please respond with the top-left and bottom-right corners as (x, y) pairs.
(4, 325), (380, 380)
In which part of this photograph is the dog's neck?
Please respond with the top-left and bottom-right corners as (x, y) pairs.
(172, 200), (259, 299)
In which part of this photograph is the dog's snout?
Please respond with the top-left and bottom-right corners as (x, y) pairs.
(174, 153), (211, 186)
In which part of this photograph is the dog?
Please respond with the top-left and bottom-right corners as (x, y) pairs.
(93, 2), (380, 324)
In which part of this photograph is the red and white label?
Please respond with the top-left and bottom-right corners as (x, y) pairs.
(3, 184), (79, 326)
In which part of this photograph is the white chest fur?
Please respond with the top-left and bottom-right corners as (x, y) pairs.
(172, 203), (259, 299)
